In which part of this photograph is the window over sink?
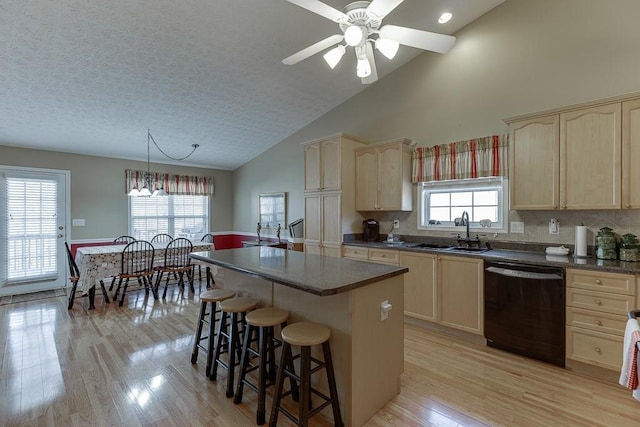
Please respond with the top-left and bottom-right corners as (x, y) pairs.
(418, 177), (508, 233)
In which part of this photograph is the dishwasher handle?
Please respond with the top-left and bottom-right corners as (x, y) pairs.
(485, 266), (563, 281)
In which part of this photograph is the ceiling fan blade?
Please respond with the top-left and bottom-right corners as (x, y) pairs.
(361, 42), (378, 84)
(366, 0), (405, 20)
(379, 24), (456, 54)
(286, 0), (349, 23)
(282, 34), (344, 65)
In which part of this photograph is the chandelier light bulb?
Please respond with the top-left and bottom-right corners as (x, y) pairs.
(323, 45), (346, 69)
(138, 186), (152, 197)
(344, 25), (364, 46)
(375, 38), (400, 59)
(356, 57), (371, 78)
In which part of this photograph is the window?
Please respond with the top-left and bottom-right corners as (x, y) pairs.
(129, 196), (209, 241)
(259, 193), (286, 229)
(418, 177), (508, 232)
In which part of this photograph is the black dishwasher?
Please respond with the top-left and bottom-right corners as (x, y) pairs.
(484, 261), (565, 367)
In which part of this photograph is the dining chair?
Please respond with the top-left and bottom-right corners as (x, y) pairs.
(193, 233), (215, 283)
(151, 233), (173, 244)
(154, 237), (195, 298)
(65, 242), (110, 309)
(114, 235), (136, 244)
(112, 240), (157, 307)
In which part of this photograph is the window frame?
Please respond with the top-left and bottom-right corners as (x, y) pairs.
(128, 195), (210, 241)
(417, 177), (508, 233)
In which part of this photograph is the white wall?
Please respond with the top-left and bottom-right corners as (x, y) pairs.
(233, 0), (640, 245)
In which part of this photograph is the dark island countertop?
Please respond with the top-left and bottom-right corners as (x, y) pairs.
(190, 246), (408, 296)
(344, 240), (640, 275)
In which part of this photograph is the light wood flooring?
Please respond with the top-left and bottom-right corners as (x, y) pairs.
(1, 281), (640, 426)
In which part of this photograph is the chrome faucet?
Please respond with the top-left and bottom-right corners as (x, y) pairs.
(460, 211), (470, 239)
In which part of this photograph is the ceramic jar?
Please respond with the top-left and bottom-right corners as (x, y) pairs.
(619, 233), (639, 262)
(595, 227), (617, 260)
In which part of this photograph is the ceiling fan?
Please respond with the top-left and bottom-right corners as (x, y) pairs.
(282, 0), (456, 84)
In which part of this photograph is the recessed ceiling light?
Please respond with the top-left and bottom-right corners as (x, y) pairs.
(438, 12), (453, 24)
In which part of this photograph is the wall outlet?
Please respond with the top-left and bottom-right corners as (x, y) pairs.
(381, 300), (392, 321)
(510, 221), (524, 233)
(392, 219), (400, 229)
(549, 218), (559, 234)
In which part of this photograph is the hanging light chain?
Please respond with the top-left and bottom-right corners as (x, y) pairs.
(147, 129), (200, 161)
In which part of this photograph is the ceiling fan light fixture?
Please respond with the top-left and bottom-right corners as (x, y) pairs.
(323, 45), (346, 69)
(356, 57), (371, 78)
(375, 37), (399, 59)
(438, 12), (453, 24)
(344, 25), (364, 46)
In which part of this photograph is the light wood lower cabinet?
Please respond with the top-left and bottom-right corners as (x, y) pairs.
(399, 252), (436, 322)
(566, 268), (636, 371)
(342, 246), (399, 265)
(438, 255), (484, 335)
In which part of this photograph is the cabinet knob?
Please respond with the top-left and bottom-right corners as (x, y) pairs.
(554, 205), (558, 209)
(562, 205), (567, 209)
(595, 347), (602, 354)
(595, 299), (602, 305)
(626, 204), (632, 208)
(595, 320), (603, 326)
(595, 279), (602, 285)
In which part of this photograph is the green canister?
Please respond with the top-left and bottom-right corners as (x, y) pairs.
(619, 233), (639, 262)
(595, 227), (617, 260)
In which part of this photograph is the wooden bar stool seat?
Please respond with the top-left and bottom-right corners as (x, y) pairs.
(269, 322), (343, 427)
(191, 289), (236, 377)
(210, 296), (259, 398)
(234, 307), (298, 425)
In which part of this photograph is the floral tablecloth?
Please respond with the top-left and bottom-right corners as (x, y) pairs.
(75, 242), (214, 294)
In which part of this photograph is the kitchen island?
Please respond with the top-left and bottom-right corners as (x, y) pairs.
(190, 246), (408, 427)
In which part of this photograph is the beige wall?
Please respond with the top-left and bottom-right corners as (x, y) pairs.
(233, 0), (640, 245)
(0, 145), (234, 240)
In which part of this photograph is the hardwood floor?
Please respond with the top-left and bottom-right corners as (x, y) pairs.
(1, 282), (639, 426)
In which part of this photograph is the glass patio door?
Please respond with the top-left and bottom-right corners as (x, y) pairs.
(0, 166), (70, 296)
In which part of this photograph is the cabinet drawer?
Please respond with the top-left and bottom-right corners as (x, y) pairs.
(368, 248), (400, 265)
(342, 246), (369, 260)
(567, 269), (634, 295)
(566, 326), (623, 371)
(566, 307), (627, 336)
(567, 288), (634, 316)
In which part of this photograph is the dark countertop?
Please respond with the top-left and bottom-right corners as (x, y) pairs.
(190, 246), (408, 296)
(344, 241), (640, 275)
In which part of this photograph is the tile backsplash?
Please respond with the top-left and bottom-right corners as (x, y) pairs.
(364, 209), (640, 249)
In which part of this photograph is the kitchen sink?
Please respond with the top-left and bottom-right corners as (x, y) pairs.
(408, 243), (455, 249)
(445, 246), (491, 253)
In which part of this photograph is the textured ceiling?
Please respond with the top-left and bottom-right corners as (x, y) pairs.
(0, 0), (504, 170)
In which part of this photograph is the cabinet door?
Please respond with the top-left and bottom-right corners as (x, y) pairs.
(304, 143), (321, 192)
(622, 99), (640, 209)
(377, 144), (403, 210)
(321, 139), (341, 191)
(321, 193), (341, 246)
(355, 148), (378, 210)
(560, 103), (621, 209)
(303, 195), (320, 243)
(509, 115), (559, 210)
(400, 252), (437, 321)
(438, 256), (483, 334)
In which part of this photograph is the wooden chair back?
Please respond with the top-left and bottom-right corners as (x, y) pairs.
(120, 240), (155, 277)
(151, 233), (173, 244)
(65, 242), (80, 279)
(200, 233), (214, 244)
(114, 235), (136, 244)
(163, 238), (193, 269)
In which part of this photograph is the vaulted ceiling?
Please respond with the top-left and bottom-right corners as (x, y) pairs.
(0, 0), (503, 170)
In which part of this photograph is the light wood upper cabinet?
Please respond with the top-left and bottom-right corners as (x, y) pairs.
(355, 139), (413, 211)
(438, 255), (483, 335)
(303, 137), (341, 192)
(400, 251), (437, 322)
(560, 103), (621, 210)
(622, 99), (640, 208)
(509, 115), (560, 210)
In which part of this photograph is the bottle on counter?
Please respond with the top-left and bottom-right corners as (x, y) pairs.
(595, 227), (617, 260)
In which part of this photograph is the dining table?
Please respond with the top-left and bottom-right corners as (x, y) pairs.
(75, 241), (214, 309)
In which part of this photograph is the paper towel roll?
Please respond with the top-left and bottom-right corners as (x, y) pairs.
(575, 225), (588, 257)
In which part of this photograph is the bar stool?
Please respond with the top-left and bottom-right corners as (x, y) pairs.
(234, 307), (298, 425)
(190, 288), (236, 377)
(210, 296), (259, 398)
(269, 322), (343, 427)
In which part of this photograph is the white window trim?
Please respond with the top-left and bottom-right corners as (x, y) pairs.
(417, 177), (509, 234)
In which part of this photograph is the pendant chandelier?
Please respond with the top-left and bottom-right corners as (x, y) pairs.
(128, 129), (200, 197)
